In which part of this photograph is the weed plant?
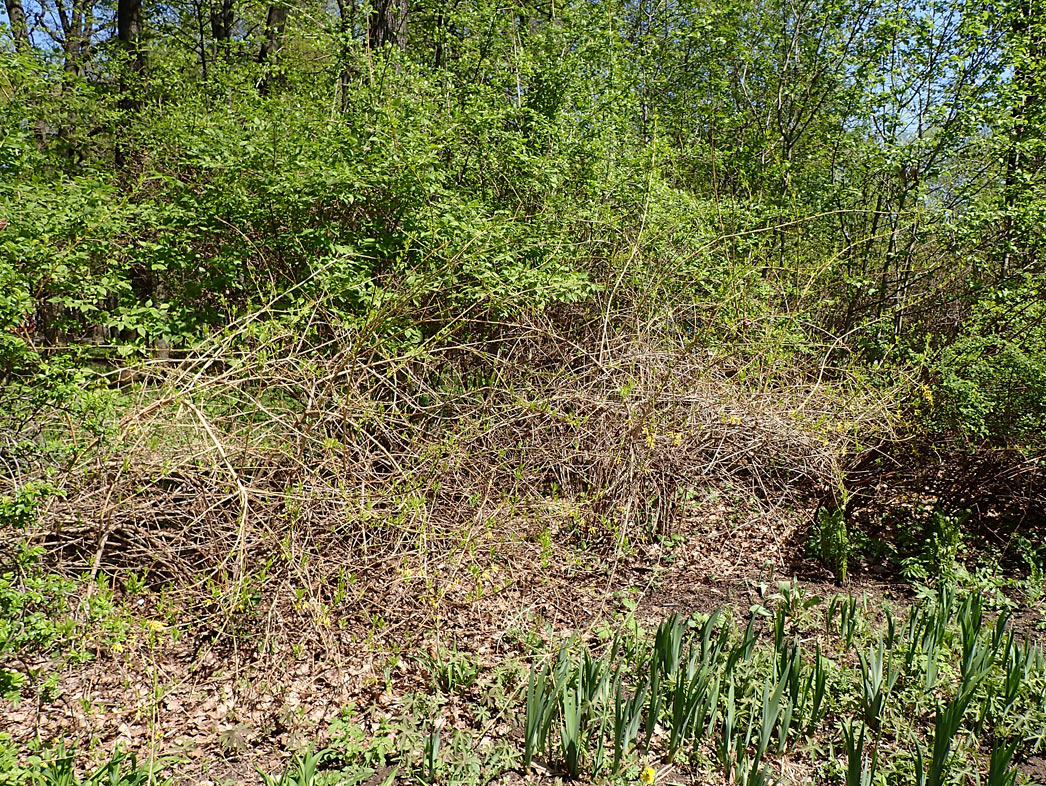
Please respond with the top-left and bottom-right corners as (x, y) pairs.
(817, 506), (849, 581)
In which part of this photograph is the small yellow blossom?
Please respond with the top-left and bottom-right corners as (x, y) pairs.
(640, 766), (656, 785)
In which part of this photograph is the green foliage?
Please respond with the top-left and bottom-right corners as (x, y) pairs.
(416, 646), (480, 695)
(2, 0), (1046, 779)
(842, 720), (873, 786)
(519, 582), (1046, 782)
(828, 593), (862, 651)
(0, 483), (144, 705)
(0, 482), (56, 532)
(935, 275), (1046, 450)
(0, 484), (77, 696)
(0, 735), (27, 786)
(902, 510), (968, 584)
(423, 730), (439, 785)
(0, 0), (1043, 455)
(0, 544), (78, 687)
(987, 741), (1019, 786)
(857, 638), (900, 730)
(612, 672), (647, 772)
(816, 507), (849, 582)
(258, 748), (328, 786)
(1, 47), (599, 359)
(15, 584), (1037, 786)
(2, 745), (163, 786)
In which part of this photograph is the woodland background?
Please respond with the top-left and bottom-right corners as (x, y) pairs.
(2, 0), (1046, 779)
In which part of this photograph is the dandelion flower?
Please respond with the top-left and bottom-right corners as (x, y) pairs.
(640, 766), (656, 785)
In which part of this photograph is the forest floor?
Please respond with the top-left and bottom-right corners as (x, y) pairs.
(3, 495), (810, 780)
(4, 481), (1045, 785)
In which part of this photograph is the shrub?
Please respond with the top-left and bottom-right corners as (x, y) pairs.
(935, 275), (1046, 451)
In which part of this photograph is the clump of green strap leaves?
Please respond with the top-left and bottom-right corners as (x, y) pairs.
(523, 581), (1046, 783)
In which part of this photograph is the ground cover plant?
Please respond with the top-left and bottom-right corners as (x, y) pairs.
(5, 579), (1044, 784)
(515, 582), (1046, 786)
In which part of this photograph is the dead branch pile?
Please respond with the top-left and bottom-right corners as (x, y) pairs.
(4, 309), (891, 635)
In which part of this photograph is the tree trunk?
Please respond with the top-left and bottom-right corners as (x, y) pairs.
(368, 0), (407, 50)
(210, 0), (233, 59)
(257, 2), (288, 94)
(115, 0), (144, 168)
(257, 3), (287, 64)
(55, 0), (92, 73)
(432, 6), (444, 68)
(117, 0), (144, 74)
(4, 0), (29, 53)
(334, 0), (358, 110)
(192, 0), (208, 78)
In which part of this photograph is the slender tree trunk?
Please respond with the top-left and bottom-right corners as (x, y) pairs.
(432, 6), (444, 68)
(4, 0), (29, 52)
(193, 0), (208, 78)
(210, 0), (233, 59)
(55, 0), (91, 73)
(334, 0), (358, 109)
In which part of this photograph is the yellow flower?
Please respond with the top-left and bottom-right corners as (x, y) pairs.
(640, 766), (656, 785)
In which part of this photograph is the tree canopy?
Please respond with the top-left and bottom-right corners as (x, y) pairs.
(1, 0), (1045, 446)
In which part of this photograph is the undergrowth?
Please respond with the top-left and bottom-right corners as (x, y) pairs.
(522, 582), (1045, 784)
(1, 308), (892, 647)
(5, 580), (1043, 785)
